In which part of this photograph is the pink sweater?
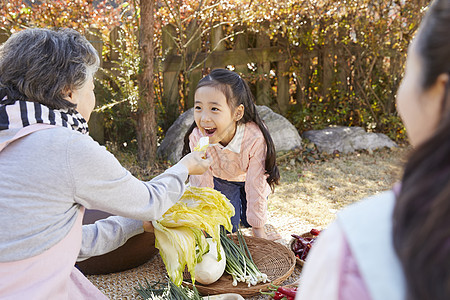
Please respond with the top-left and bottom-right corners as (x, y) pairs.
(189, 122), (271, 227)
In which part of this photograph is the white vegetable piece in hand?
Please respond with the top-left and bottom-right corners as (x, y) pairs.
(195, 238), (226, 285)
(194, 136), (209, 152)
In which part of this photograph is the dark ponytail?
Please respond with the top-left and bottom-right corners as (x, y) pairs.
(393, 1), (450, 299)
(393, 110), (450, 300)
(182, 68), (280, 190)
(182, 121), (197, 157)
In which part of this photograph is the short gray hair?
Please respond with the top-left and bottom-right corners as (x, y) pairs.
(0, 28), (100, 110)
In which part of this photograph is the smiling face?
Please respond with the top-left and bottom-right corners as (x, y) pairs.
(194, 86), (243, 146)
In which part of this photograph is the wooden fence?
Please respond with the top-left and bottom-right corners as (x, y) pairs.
(158, 23), (297, 122)
(0, 25), (301, 136)
(149, 22), (403, 134)
(0, 23), (405, 143)
(97, 23), (301, 133)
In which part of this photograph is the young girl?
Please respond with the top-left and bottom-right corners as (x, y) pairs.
(297, 0), (450, 299)
(182, 68), (280, 239)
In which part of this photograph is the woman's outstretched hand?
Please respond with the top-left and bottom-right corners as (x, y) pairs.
(178, 151), (212, 175)
(142, 221), (154, 232)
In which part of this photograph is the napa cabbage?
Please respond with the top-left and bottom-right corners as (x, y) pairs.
(152, 186), (234, 286)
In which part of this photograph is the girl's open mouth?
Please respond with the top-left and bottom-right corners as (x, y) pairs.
(204, 128), (216, 136)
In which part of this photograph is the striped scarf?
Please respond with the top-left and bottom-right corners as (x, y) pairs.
(0, 97), (89, 135)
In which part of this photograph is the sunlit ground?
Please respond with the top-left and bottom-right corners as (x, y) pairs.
(264, 146), (409, 242)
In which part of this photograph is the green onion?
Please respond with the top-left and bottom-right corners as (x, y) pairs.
(135, 278), (203, 300)
(220, 227), (269, 287)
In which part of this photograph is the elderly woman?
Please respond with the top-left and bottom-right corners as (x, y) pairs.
(0, 28), (211, 298)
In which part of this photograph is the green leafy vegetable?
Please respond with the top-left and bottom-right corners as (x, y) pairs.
(153, 186), (235, 286)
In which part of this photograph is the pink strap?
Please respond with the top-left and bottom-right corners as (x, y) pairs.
(338, 235), (373, 300)
(0, 124), (55, 152)
(0, 207), (108, 299)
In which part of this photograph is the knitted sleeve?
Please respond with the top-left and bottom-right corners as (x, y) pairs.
(67, 132), (189, 221)
(78, 216), (144, 261)
(244, 136), (271, 228)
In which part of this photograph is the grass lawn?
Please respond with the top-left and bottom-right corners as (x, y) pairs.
(265, 145), (408, 242)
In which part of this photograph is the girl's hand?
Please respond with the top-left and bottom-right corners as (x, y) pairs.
(252, 226), (282, 240)
(178, 151), (212, 175)
(252, 227), (267, 239)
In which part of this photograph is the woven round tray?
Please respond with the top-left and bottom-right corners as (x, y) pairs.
(289, 232), (315, 267)
(183, 235), (296, 297)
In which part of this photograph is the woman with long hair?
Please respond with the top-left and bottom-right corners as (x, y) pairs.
(297, 0), (450, 299)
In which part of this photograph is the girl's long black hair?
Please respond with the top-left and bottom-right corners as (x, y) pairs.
(182, 68), (280, 190)
(393, 1), (450, 299)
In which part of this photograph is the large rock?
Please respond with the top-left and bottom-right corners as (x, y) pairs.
(157, 105), (302, 163)
(302, 126), (397, 154)
(256, 106), (302, 153)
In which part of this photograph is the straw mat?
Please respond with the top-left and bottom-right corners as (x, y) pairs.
(87, 254), (167, 299)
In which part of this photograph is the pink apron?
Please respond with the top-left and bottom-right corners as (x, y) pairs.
(0, 124), (107, 299)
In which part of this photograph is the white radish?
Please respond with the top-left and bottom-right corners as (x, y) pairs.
(194, 238), (226, 285)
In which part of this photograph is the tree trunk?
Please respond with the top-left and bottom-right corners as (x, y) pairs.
(137, 0), (157, 167)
